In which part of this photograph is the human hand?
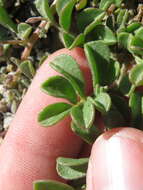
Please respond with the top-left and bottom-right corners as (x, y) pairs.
(0, 48), (143, 190)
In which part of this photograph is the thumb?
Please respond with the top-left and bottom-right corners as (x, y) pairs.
(86, 127), (143, 190)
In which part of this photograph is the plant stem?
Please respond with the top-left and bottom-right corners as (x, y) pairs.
(21, 20), (48, 60)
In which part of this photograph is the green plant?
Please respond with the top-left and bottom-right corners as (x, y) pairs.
(1, 0), (143, 189)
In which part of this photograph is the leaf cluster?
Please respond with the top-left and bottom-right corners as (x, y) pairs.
(1, 0), (143, 190)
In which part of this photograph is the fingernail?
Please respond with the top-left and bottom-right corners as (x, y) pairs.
(87, 128), (143, 190)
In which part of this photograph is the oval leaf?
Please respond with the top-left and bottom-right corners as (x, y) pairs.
(129, 36), (143, 56)
(71, 104), (85, 127)
(49, 54), (85, 98)
(0, 6), (17, 32)
(84, 41), (111, 87)
(135, 27), (143, 41)
(38, 102), (72, 127)
(71, 122), (96, 144)
(94, 92), (111, 112)
(91, 24), (116, 45)
(126, 22), (141, 33)
(99, 0), (114, 10)
(56, 157), (88, 180)
(117, 32), (132, 49)
(18, 23), (32, 40)
(129, 64), (143, 87)
(34, 180), (74, 190)
(19, 60), (35, 79)
(35, 0), (54, 22)
(83, 99), (95, 129)
(41, 75), (77, 104)
(57, 0), (77, 31)
(76, 0), (87, 10)
(77, 8), (104, 32)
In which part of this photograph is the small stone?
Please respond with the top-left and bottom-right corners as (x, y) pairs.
(3, 113), (13, 130)
(0, 100), (7, 113)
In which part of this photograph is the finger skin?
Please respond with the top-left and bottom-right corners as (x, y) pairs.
(0, 48), (92, 189)
(87, 127), (143, 190)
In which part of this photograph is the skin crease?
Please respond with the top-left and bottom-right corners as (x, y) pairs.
(1, 48), (143, 190)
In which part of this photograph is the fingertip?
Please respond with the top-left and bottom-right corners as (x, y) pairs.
(87, 127), (143, 190)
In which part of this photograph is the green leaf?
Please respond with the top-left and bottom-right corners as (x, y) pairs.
(135, 27), (143, 41)
(84, 13), (105, 35)
(41, 75), (77, 104)
(77, 8), (104, 32)
(35, 0), (54, 22)
(19, 60), (35, 79)
(111, 94), (130, 122)
(71, 105), (97, 144)
(99, 0), (114, 10)
(103, 104), (126, 129)
(56, 157), (88, 180)
(134, 56), (143, 65)
(129, 64), (143, 87)
(117, 9), (129, 31)
(100, 0), (123, 10)
(56, 0), (69, 14)
(60, 32), (74, 48)
(34, 180), (74, 190)
(90, 24), (116, 45)
(69, 33), (85, 49)
(117, 32), (132, 49)
(94, 92), (111, 112)
(17, 23), (32, 40)
(129, 36), (143, 56)
(0, 6), (17, 32)
(88, 96), (105, 113)
(114, 0), (124, 7)
(38, 102), (72, 127)
(118, 75), (132, 95)
(83, 99), (95, 129)
(71, 122), (96, 144)
(71, 104), (85, 127)
(84, 40), (111, 87)
(108, 59), (120, 84)
(56, 0), (77, 31)
(126, 22), (141, 33)
(76, 0), (87, 10)
(50, 54), (85, 98)
(129, 92), (143, 129)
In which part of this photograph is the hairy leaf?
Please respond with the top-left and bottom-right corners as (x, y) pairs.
(38, 102), (72, 127)
(19, 60), (35, 79)
(41, 75), (77, 104)
(83, 99), (95, 129)
(56, 157), (88, 180)
(50, 54), (85, 98)
(94, 92), (111, 112)
(84, 40), (111, 87)
(18, 23), (32, 40)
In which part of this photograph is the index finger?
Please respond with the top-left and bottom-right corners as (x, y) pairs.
(0, 47), (92, 190)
